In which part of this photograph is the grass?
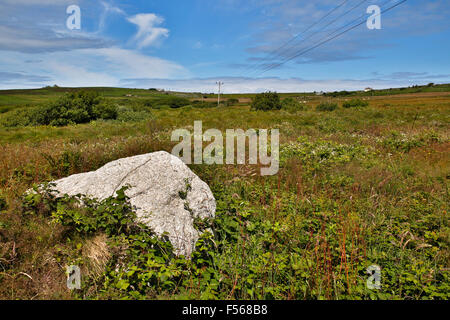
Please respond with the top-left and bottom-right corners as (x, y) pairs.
(0, 86), (449, 300)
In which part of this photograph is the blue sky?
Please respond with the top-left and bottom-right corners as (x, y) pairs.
(0, 0), (449, 92)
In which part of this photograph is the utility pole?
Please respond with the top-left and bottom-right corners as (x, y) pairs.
(216, 81), (224, 107)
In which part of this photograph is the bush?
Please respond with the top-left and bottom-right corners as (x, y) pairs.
(342, 98), (369, 108)
(251, 92), (281, 111)
(34, 91), (118, 126)
(226, 98), (239, 106)
(146, 96), (191, 109)
(191, 100), (217, 108)
(94, 102), (119, 120)
(170, 97), (191, 108)
(116, 109), (152, 122)
(0, 108), (37, 127)
(316, 101), (338, 112)
(281, 97), (305, 113)
(152, 104), (171, 110)
(324, 90), (352, 97)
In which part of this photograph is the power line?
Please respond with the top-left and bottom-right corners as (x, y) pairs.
(263, 0), (352, 62)
(240, 0), (351, 76)
(256, 0), (371, 75)
(257, 0), (407, 76)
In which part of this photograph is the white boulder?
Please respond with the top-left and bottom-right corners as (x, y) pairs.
(48, 151), (216, 257)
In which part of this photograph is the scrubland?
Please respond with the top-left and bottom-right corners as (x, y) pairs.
(0, 86), (448, 299)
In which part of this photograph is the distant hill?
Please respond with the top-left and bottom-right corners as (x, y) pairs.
(0, 83), (449, 111)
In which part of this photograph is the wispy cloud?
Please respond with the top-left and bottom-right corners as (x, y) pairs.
(376, 71), (450, 80)
(98, 1), (126, 33)
(127, 13), (169, 49)
(0, 71), (51, 84)
(0, 0), (448, 91)
(230, 0), (450, 68)
(0, 1), (111, 53)
(0, 48), (188, 89)
(0, 25), (112, 53)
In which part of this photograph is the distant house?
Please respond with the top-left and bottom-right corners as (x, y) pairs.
(364, 87), (373, 92)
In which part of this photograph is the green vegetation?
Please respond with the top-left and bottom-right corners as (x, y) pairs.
(251, 92), (282, 111)
(281, 97), (305, 113)
(190, 100), (219, 108)
(0, 91), (118, 127)
(35, 91), (117, 126)
(144, 96), (191, 109)
(342, 98), (369, 108)
(226, 98), (240, 106)
(324, 83), (450, 97)
(316, 101), (338, 112)
(0, 85), (449, 300)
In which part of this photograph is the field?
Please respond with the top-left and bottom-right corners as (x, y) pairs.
(0, 86), (449, 300)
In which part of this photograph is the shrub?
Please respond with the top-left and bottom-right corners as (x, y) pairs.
(191, 100), (217, 108)
(251, 91), (281, 111)
(117, 109), (152, 122)
(165, 97), (191, 108)
(146, 96), (191, 109)
(34, 91), (118, 126)
(93, 102), (119, 120)
(0, 108), (37, 127)
(226, 98), (239, 106)
(342, 98), (369, 108)
(152, 104), (171, 110)
(143, 99), (161, 108)
(316, 101), (338, 112)
(281, 97), (305, 113)
(325, 90), (352, 97)
(0, 106), (13, 114)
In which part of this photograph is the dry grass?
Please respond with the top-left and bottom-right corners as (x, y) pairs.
(82, 233), (111, 278)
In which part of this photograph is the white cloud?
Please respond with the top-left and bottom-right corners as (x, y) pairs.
(101, 1), (125, 15)
(84, 47), (187, 78)
(0, 0), (112, 53)
(45, 61), (118, 87)
(0, 25), (111, 53)
(127, 13), (169, 49)
(98, 1), (126, 33)
(0, 47), (188, 89)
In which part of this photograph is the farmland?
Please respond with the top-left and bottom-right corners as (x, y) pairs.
(0, 85), (449, 300)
